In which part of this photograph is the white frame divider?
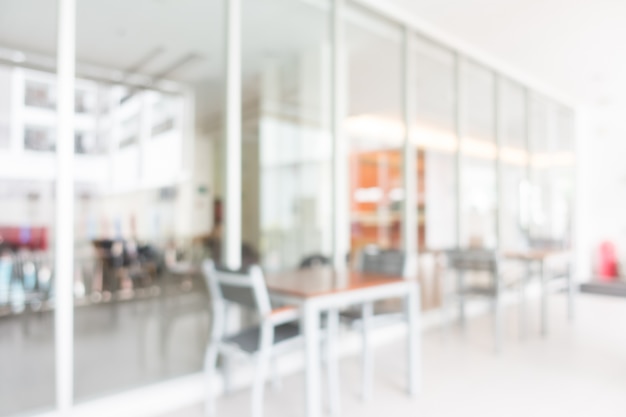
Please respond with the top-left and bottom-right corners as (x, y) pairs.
(55, 0), (76, 413)
(223, 0), (242, 270)
(402, 27), (417, 262)
(494, 74), (502, 251)
(331, 0), (348, 270)
(453, 53), (464, 248)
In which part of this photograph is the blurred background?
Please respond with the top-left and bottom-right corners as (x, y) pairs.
(0, 0), (624, 416)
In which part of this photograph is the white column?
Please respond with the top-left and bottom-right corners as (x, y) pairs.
(402, 27), (417, 266)
(331, 0), (348, 270)
(55, 0), (75, 413)
(223, 0), (242, 269)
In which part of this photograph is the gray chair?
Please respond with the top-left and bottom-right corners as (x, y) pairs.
(342, 246), (415, 401)
(445, 248), (516, 352)
(202, 260), (337, 417)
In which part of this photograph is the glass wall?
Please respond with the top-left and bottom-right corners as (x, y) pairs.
(529, 97), (575, 247)
(346, 6), (403, 253)
(460, 60), (497, 249)
(0, 1), (578, 414)
(499, 79), (529, 250)
(0, 1), (57, 415)
(243, 0), (332, 272)
(413, 37), (457, 252)
(71, 0), (219, 401)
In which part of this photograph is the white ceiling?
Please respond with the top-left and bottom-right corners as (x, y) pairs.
(387, 0), (626, 107)
(1, 0), (622, 119)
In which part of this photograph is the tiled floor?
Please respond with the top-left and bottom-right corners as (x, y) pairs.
(159, 293), (626, 417)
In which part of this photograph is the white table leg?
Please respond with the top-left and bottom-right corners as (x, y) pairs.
(303, 302), (321, 417)
(540, 260), (548, 337)
(406, 282), (421, 397)
(519, 261), (529, 340)
(326, 309), (341, 416)
(567, 257), (576, 322)
(361, 302), (373, 402)
(493, 270), (502, 354)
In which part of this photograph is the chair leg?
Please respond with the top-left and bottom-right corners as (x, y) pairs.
(567, 261), (576, 322)
(204, 343), (219, 417)
(361, 302), (373, 402)
(519, 263), (529, 340)
(326, 309), (341, 416)
(540, 261), (548, 337)
(206, 302), (225, 417)
(270, 357), (282, 392)
(252, 323), (273, 417)
(223, 353), (233, 395)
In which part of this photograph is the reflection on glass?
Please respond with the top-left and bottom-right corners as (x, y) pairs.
(347, 6), (403, 253)
(413, 37), (457, 251)
(460, 61), (497, 249)
(70, 0), (217, 403)
(499, 79), (529, 250)
(0, 0), (57, 414)
(245, 0), (332, 272)
(529, 97), (575, 247)
(0, 65), (10, 149)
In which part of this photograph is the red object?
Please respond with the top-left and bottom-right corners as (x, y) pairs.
(598, 241), (618, 280)
(0, 226), (48, 250)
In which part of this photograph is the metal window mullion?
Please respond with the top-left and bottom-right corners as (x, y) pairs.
(223, 0), (242, 269)
(55, 0), (76, 412)
(331, 0), (347, 271)
(454, 53), (463, 249)
(402, 27), (417, 265)
(494, 74), (502, 251)
(524, 88), (532, 243)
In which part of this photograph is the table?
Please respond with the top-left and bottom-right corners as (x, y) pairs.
(266, 268), (421, 417)
(504, 249), (574, 337)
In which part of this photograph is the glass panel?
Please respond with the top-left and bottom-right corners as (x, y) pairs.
(243, 0), (332, 272)
(413, 37), (457, 252)
(73, 0), (219, 401)
(346, 6), (403, 253)
(460, 61), (497, 249)
(0, 0), (57, 415)
(529, 97), (575, 247)
(499, 79), (529, 250)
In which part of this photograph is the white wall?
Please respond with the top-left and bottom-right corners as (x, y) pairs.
(576, 103), (626, 278)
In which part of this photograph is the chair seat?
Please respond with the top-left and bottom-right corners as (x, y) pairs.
(224, 322), (300, 354)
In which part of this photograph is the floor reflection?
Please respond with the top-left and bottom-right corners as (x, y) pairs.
(0, 274), (210, 417)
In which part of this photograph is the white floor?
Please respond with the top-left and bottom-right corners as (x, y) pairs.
(159, 294), (626, 417)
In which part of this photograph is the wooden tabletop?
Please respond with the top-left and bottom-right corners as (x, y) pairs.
(265, 268), (406, 299)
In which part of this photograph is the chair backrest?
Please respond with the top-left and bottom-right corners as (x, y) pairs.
(202, 259), (272, 318)
(357, 246), (410, 278)
(299, 254), (331, 270)
(445, 248), (498, 272)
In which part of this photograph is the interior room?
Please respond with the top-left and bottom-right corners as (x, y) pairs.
(0, 1), (624, 417)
